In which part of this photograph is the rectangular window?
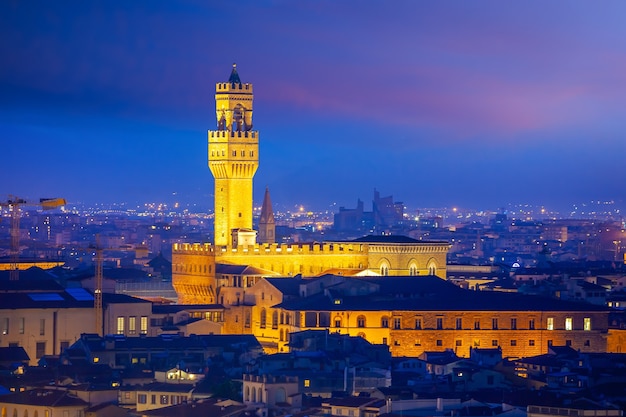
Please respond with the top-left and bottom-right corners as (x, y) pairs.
(456, 318), (462, 330)
(436, 317), (443, 330)
(334, 319), (341, 328)
(19, 317), (24, 334)
(151, 395), (156, 404)
(117, 316), (125, 334)
(60, 341), (70, 352)
(511, 318), (517, 330)
(566, 340), (572, 346)
(492, 318), (498, 330)
(304, 379), (310, 387)
(510, 339), (517, 346)
(394, 318), (401, 330)
(160, 395), (168, 405)
(382, 337), (388, 345)
(1, 318), (8, 335)
(529, 318), (535, 330)
(547, 317), (554, 331)
(245, 311), (251, 328)
(565, 317), (573, 331)
(415, 318), (422, 329)
(529, 340), (535, 346)
(584, 317), (591, 331)
(491, 339), (498, 347)
(40, 318), (45, 336)
(436, 339), (443, 346)
(455, 339), (462, 347)
(138, 394), (147, 404)
(474, 319), (480, 330)
(140, 316), (148, 334)
(36, 341), (46, 358)
(129, 316), (136, 334)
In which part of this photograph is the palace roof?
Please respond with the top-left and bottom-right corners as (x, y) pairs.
(275, 275), (608, 313)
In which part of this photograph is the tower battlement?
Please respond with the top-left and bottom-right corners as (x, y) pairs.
(173, 241), (369, 256)
(208, 130), (258, 140)
(216, 82), (253, 93)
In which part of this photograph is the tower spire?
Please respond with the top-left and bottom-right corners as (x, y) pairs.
(258, 186), (276, 244)
(228, 63), (241, 84)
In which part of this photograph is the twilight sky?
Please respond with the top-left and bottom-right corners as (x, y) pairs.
(2, 1), (626, 213)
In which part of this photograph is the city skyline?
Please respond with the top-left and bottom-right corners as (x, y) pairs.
(2, 1), (626, 212)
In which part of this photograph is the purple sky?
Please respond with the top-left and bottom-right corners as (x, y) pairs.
(2, 1), (626, 213)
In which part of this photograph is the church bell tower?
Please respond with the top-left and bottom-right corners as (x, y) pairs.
(208, 64), (259, 246)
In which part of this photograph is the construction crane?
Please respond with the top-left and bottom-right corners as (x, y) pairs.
(86, 235), (135, 336)
(0, 195), (66, 280)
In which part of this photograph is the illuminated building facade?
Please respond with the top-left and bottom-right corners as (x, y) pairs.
(224, 275), (610, 357)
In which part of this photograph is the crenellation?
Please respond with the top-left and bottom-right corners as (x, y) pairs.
(215, 82), (253, 93)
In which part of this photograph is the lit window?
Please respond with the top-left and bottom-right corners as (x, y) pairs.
(117, 316), (125, 334)
(565, 317), (573, 331)
(584, 317), (591, 331)
(304, 379), (310, 387)
(129, 317), (136, 335)
(140, 316), (148, 334)
(547, 317), (554, 331)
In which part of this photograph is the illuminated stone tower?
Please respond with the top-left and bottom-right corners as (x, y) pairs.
(208, 64), (259, 246)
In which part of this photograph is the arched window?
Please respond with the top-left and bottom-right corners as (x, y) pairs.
(258, 388), (263, 403)
(409, 263), (418, 276)
(381, 265), (389, 276)
(279, 329), (284, 341)
(245, 386), (250, 402)
(280, 312), (285, 325)
(428, 263), (437, 275)
(260, 308), (266, 328)
(357, 315), (366, 328)
(272, 311), (278, 329)
(252, 386), (256, 402)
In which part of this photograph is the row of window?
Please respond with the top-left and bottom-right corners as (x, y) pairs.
(350, 316), (592, 331)
(0, 408), (59, 417)
(116, 316), (148, 335)
(1, 318), (46, 336)
(137, 394), (187, 405)
(397, 338), (592, 348)
(210, 150), (255, 158)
